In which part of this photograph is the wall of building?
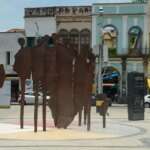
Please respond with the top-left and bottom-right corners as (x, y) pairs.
(25, 17), (57, 37)
(92, 2), (149, 97)
(92, 3), (148, 55)
(57, 22), (91, 32)
(0, 32), (25, 74)
(24, 6), (91, 37)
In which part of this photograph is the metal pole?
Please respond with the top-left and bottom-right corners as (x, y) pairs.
(34, 81), (39, 132)
(92, 7), (104, 95)
(96, 49), (100, 95)
(98, 44), (103, 94)
(20, 79), (25, 129)
(97, 11), (104, 94)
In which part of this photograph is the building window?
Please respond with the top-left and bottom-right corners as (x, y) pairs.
(59, 29), (69, 43)
(80, 29), (90, 49)
(128, 26), (142, 54)
(6, 51), (10, 65)
(70, 29), (79, 48)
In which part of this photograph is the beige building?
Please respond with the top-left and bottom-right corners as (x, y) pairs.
(24, 6), (92, 50)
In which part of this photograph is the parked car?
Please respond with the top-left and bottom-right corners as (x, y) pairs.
(18, 91), (50, 104)
(144, 94), (150, 108)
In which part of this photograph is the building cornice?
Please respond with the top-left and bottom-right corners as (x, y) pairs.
(56, 16), (91, 22)
(92, 13), (146, 16)
(93, 2), (147, 6)
(24, 6), (91, 18)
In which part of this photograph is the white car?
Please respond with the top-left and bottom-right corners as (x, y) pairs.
(18, 91), (50, 104)
(144, 94), (150, 108)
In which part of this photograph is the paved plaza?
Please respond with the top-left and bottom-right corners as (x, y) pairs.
(0, 105), (150, 150)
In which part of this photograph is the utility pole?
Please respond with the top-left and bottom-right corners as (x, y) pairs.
(97, 6), (104, 94)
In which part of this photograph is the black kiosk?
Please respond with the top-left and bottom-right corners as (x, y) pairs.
(127, 72), (145, 120)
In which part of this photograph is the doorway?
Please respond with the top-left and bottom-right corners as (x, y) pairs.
(11, 80), (19, 103)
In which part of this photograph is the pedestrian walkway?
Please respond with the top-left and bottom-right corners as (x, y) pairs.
(0, 105), (150, 150)
(0, 118), (142, 141)
(0, 123), (112, 140)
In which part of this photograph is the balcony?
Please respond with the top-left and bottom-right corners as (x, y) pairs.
(108, 47), (150, 59)
(128, 48), (150, 57)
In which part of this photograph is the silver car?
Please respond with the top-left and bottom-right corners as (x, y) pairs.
(18, 91), (50, 104)
(144, 94), (150, 108)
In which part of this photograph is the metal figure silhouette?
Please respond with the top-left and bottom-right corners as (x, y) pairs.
(13, 38), (32, 129)
(0, 64), (5, 88)
(13, 34), (95, 131)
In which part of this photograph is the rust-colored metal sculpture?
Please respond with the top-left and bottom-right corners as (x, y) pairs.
(13, 33), (95, 131)
(31, 35), (57, 131)
(74, 47), (95, 130)
(85, 50), (95, 130)
(43, 36), (57, 128)
(13, 38), (32, 129)
(55, 39), (77, 128)
(74, 48), (88, 126)
(31, 36), (49, 132)
(45, 36), (58, 127)
(0, 64), (5, 88)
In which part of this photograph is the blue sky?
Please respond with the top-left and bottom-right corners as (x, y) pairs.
(0, 0), (130, 32)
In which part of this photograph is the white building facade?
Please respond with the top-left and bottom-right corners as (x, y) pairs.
(0, 31), (25, 102)
(0, 31), (25, 74)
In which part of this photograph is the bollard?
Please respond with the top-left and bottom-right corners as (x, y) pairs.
(96, 94), (109, 128)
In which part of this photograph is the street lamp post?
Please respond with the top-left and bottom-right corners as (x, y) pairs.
(97, 6), (104, 94)
(97, 44), (103, 94)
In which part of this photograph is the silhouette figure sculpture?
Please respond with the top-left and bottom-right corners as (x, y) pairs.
(0, 64), (5, 88)
(13, 34), (95, 131)
(13, 38), (32, 129)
